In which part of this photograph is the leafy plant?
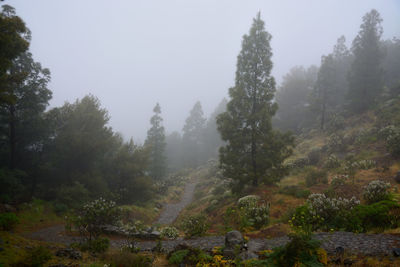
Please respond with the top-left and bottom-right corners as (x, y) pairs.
(363, 180), (391, 204)
(0, 212), (19, 231)
(160, 226), (179, 239)
(181, 214), (209, 237)
(73, 197), (121, 241)
(27, 246), (52, 267)
(238, 195), (270, 229)
(78, 237), (110, 253)
(168, 249), (189, 264)
(305, 168), (328, 187)
(324, 154), (341, 169)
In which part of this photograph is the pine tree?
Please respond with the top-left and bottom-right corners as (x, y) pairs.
(217, 13), (293, 191)
(145, 103), (166, 180)
(348, 9), (383, 113)
(182, 101), (206, 168)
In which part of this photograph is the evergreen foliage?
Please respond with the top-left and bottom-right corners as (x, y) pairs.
(348, 9), (383, 113)
(217, 13), (293, 191)
(145, 103), (166, 180)
(182, 101), (206, 168)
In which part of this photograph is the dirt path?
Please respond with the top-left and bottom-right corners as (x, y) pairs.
(155, 181), (198, 225)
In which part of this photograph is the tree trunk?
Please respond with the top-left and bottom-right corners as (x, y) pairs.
(9, 104), (16, 169)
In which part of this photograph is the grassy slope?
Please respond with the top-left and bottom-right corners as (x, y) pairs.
(177, 110), (400, 238)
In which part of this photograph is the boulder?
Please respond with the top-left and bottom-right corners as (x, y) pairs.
(102, 225), (129, 236)
(225, 230), (244, 248)
(394, 171), (400, 184)
(223, 230), (244, 259)
(133, 230), (161, 240)
(55, 248), (82, 260)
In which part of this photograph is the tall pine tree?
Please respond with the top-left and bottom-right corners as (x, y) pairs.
(348, 9), (383, 113)
(217, 13), (293, 191)
(145, 103), (166, 180)
(182, 101), (206, 168)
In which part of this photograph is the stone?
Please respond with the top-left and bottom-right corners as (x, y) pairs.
(225, 230), (244, 248)
(133, 230), (161, 240)
(102, 225), (129, 236)
(394, 171), (400, 184)
(393, 248), (400, 257)
(335, 246), (345, 256)
(55, 248), (82, 260)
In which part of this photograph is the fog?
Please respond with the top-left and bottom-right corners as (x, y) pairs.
(9, 0), (400, 142)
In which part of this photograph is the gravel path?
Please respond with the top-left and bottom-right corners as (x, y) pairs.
(27, 226), (400, 256)
(155, 181), (198, 225)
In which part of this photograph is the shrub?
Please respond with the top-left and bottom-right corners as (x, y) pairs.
(324, 154), (341, 169)
(352, 200), (400, 231)
(181, 214), (209, 237)
(238, 195), (270, 229)
(330, 175), (349, 187)
(160, 226), (179, 239)
(78, 237), (110, 253)
(279, 185), (310, 198)
(352, 160), (376, 170)
(363, 180), (391, 204)
(56, 181), (90, 209)
(307, 147), (322, 165)
(380, 125), (400, 157)
(106, 250), (152, 267)
(304, 169), (328, 187)
(0, 168), (26, 203)
(327, 113), (345, 133)
(327, 133), (346, 153)
(168, 250), (189, 265)
(28, 246), (52, 267)
(73, 197), (122, 241)
(0, 212), (19, 231)
(266, 231), (324, 267)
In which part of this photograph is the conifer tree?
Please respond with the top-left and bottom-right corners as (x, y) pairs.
(145, 103), (166, 180)
(182, 101), (206, 168)
(348, 9), (383, 113)
(217, 13), (293, 191)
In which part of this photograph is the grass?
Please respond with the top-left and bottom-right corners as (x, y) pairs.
(15, 199), (63, 234)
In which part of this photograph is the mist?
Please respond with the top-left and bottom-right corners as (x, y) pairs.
(9, 0), (400, 142)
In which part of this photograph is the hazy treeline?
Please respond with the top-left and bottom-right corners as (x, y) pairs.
(274, 10), (400, 133)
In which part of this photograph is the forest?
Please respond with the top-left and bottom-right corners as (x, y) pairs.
(1, 2), (400, 267)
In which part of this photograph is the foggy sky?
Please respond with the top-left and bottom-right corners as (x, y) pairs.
(8, 0), (400, 142)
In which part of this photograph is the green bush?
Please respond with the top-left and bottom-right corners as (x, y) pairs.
(77, 237), (110, 254)
(278, 185), (310, 198)
(330, 175), (348, 187)
(56, 181), (90, 209)
(304, 168), (328, 187)
(108, 250), (152, 267)
(160, 226), (179, 239)
(168, 249), (189, 264)
(181, 214), (209, 238)
(0, 212), (19, 231)
(73, 197), (121, 240)
(307, 147), (322, 165)
(266, 231), (324, 267)
(28, 246), (52, 267)
(324, 154), (341, 169)
(350, 200), (400, 232)
(363, 180), (391, 204)
(238, 195), (270, 229)
(327, 133), (346, 153)
(0, 168), (26, 203)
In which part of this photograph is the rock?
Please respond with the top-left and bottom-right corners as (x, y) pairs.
(239, 251), (258, 260)
(55, 248), (82, 260)
(102, 225), (129, 236)
(394, 171), (400, 184)
(393, 248), (400, 257)
(225, 230), (244, 248)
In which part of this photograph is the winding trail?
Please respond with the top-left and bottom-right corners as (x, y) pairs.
(26, 182), (400, 256)
(156, 181), (198, 225)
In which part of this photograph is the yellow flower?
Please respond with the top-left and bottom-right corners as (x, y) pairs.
(317, 248), (328, 265)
